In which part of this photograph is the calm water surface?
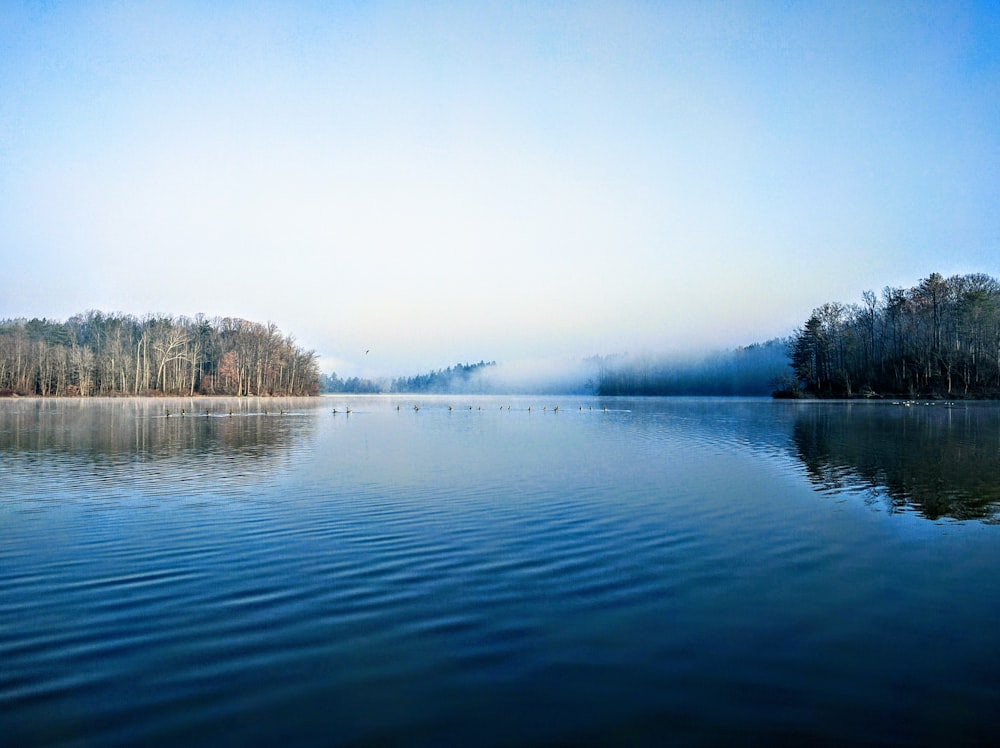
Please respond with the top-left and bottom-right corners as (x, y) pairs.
(2, 396), (999, 746)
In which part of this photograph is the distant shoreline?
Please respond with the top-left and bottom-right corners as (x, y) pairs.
(0, 393), (322, 400)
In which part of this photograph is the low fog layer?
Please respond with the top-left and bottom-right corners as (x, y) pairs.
(322, 340), (791, 396)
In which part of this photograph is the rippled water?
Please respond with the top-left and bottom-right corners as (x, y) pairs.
(2, 396), (999, 746)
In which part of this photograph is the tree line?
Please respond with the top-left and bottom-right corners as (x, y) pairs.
(0, 311), (319, 397)
(787, 272), (1000, 398)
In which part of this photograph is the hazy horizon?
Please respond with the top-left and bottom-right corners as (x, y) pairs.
(2, 2), (998, 377)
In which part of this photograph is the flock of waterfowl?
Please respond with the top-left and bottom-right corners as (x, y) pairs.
(163, 407), (288, 417)
(338, 404), (610, 414)
(390, 405), (608, 413)
(160, 399), (967, 419)
(162, 403), (614, 418)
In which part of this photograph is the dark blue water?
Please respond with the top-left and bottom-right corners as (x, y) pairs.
(2, 396), (999, 746)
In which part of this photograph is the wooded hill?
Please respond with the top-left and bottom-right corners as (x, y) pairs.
(787, 272), (1000, 398)
(0, 311), (319, 397)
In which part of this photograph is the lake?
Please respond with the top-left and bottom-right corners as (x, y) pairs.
(2, 396), (999, 746)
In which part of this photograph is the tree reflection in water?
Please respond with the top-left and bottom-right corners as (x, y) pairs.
(0, 397), (319, 508)
(792, 402), (1000, 521)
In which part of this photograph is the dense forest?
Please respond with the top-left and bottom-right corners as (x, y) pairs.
(786, 272), (1000, 398)
(595, 339), (791, 396)
(0, 311), (319, 397)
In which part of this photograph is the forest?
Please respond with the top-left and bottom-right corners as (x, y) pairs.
(786, 272), (1000, 398)
(0, 311), (319, 397)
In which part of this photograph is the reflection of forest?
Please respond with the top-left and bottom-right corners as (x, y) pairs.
(0, 398), (319, 467)
(792, 403), (1000, 521)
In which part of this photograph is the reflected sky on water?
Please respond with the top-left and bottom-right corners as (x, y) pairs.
(2, 396), (999, 746)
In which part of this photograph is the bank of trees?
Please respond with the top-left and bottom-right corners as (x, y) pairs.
(0, 311), (319, 397)
(788, 272), (1000, 398)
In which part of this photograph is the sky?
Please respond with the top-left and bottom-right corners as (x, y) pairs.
(2, 1), (998, 376)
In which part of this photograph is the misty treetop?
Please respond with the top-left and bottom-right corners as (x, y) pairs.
(319, 372), (382, 394)
(594, 340), (792, 397)
(321, 361), (498, 394)
(0, 311), (319, 397)
(787, 272), (1000, 398)
(391, 361), (497, 393)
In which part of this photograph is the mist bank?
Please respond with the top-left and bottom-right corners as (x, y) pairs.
(321, 359), (596, 395)
(322, 340), (793, 397)
(594, 339), (791, 396)
(0, 311), (320, 397)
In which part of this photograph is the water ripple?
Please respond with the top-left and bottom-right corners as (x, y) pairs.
(3, 397), (1000, 746)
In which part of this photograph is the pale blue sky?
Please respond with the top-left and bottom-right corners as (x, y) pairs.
(2, 1), (998, 375)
